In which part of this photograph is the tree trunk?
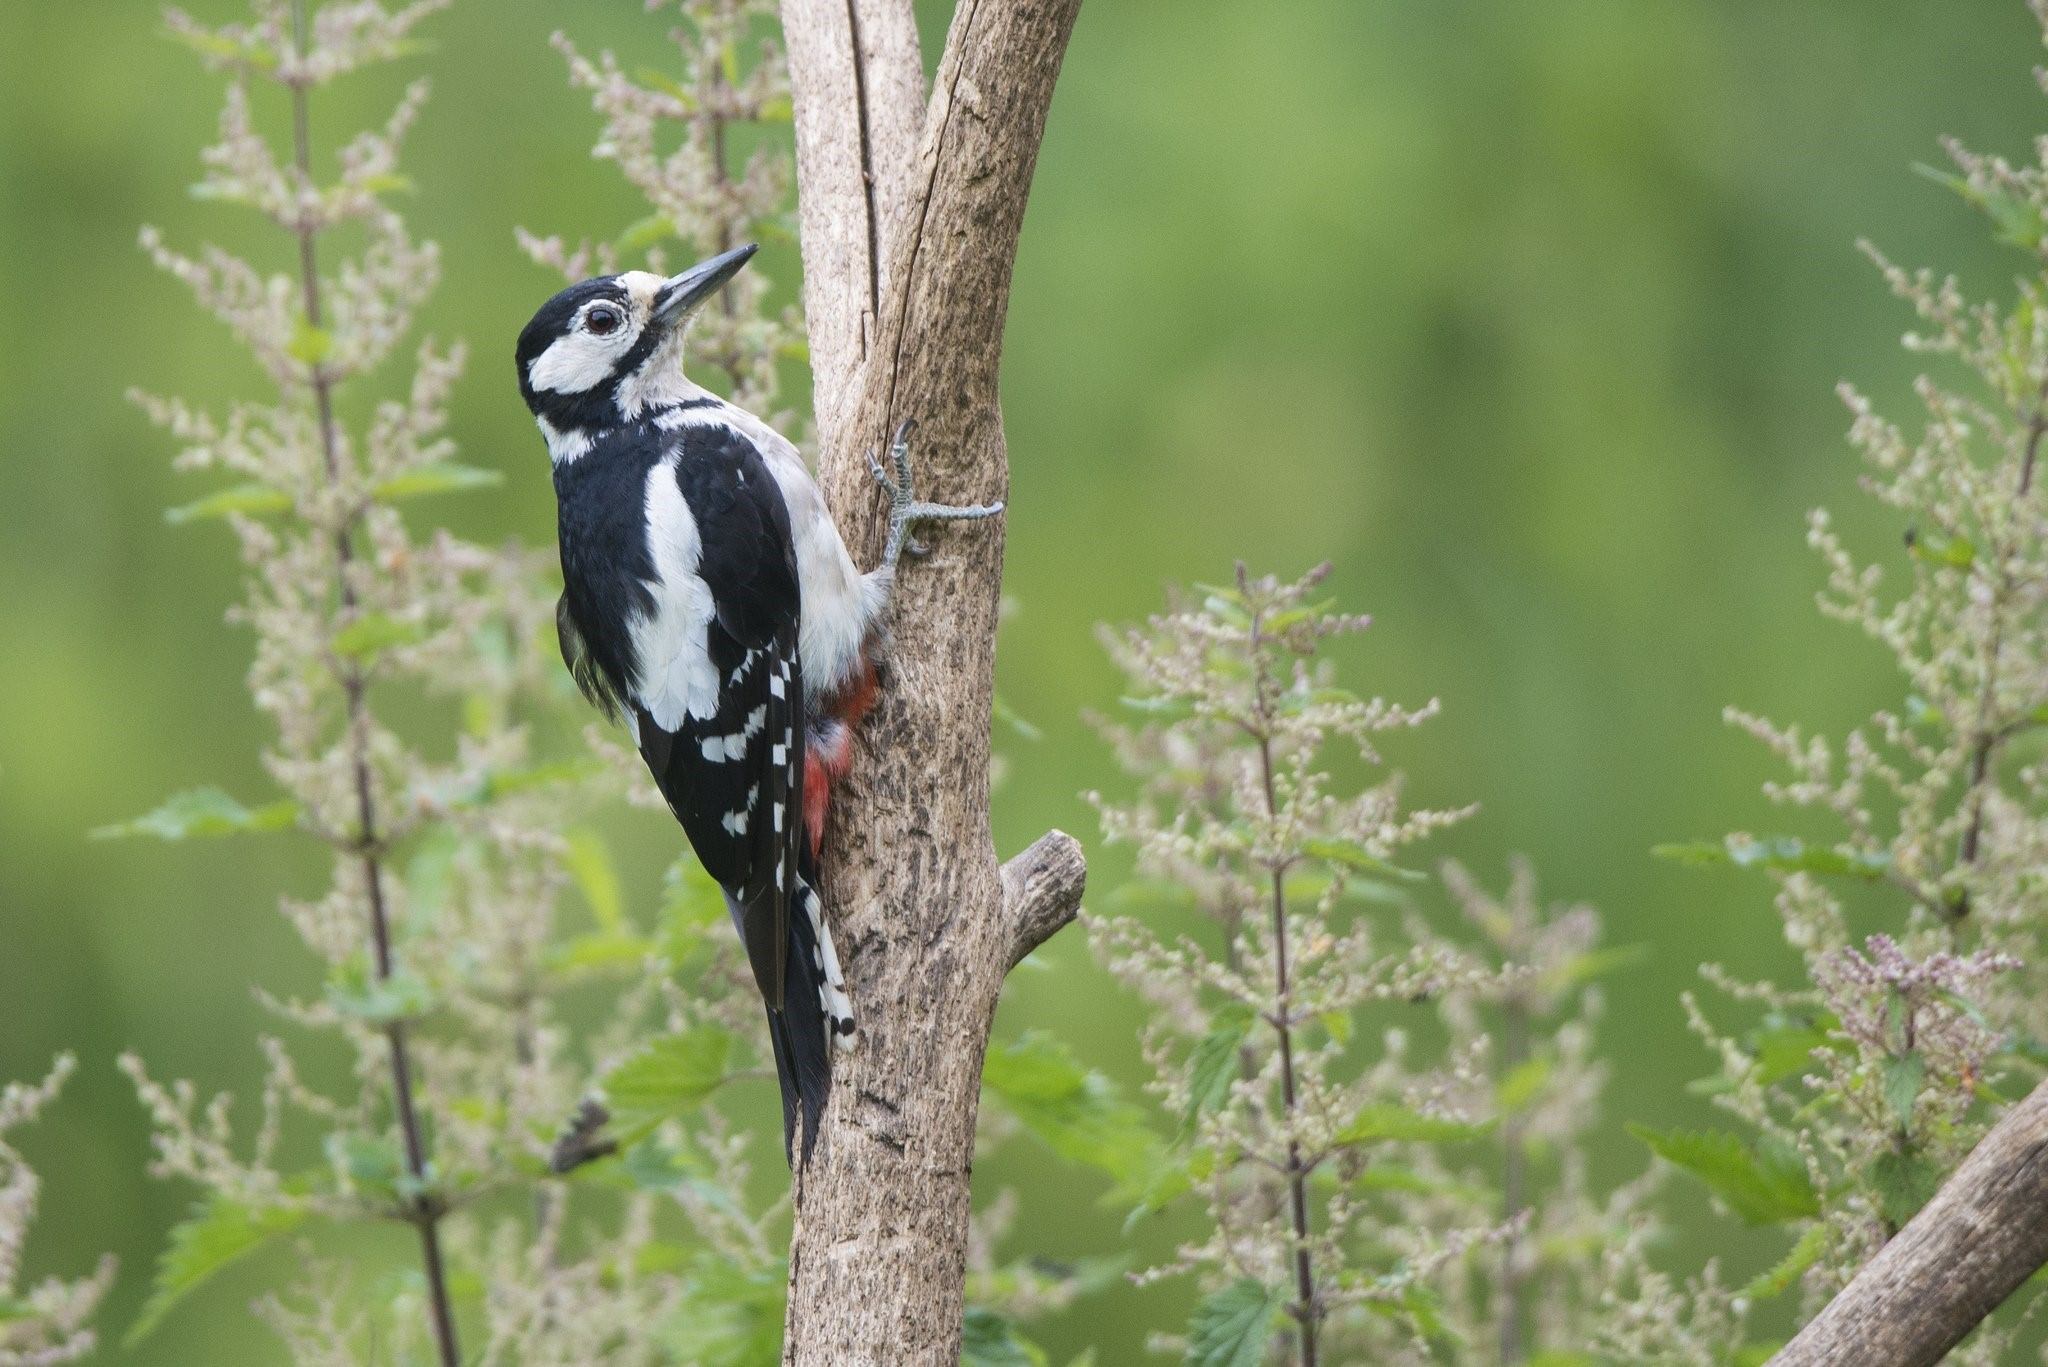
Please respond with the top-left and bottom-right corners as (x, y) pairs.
(1771, 1077), (2048, 1365)
(776, 1), (1086, 1362)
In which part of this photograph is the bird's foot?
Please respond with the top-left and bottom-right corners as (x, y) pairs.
(865, 418), (1004, 568)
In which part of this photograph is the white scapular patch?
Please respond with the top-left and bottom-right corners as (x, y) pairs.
(630, 456), (722, 730)
(667, 398), (874, 697)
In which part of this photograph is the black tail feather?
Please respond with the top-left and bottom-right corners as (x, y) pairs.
(730, 883), (834, 1168)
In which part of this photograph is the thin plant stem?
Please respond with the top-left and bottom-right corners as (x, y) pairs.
(1246, 575), (1319, 1367)
(1946, 368), (2048, 923)
(1498, 989), (1531, 1366)
(288, 3), (460, 1362)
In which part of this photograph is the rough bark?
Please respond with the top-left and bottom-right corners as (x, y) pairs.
(777, 0), (1085, 1362)
(1771, 1077), (2048, 1365)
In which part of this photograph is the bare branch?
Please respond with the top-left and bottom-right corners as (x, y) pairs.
(1002, 830), (1086, 971)
(1772, 1077), (2048, 1366)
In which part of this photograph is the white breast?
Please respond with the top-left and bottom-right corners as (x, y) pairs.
(630, 454), (722, 730)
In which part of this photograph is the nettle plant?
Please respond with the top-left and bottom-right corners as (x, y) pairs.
(119, 2), (809, 1361)
(0, 1058), (112, 1366)
(1649, 9), (2048, 1357)
(1068, 566), (1637, 1365)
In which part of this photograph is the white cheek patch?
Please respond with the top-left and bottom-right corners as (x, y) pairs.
(528, 328), (629, 395)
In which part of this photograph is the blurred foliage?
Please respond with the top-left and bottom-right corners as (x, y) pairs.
(1, 0), (2043, 1361)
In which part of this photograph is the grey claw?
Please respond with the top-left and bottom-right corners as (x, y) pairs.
(905, 536), (931, 559)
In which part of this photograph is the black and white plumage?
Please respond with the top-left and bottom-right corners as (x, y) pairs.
(517, 245), (1001, 1165)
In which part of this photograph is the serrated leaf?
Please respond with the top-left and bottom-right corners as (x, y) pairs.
(1748, 1019), (1837, 1087)
(1300, 836), (1423, 880)
(1871, 1148), (1942, 1229)
(1185, 1279), (1277, 1367)
(1740, 1224), (1827, 1302)
(325, 962), (436, 1026)
(1629, 1124), (1819, 1225)
(1882, 1052), (1924, 1131)
(93, 787), (297, 840)
(1337, 1102), (1492, 1146)
(371, 462), (503, 502)
(1652, 836), (1890, 881)
(1549, 943), (1650, 991)
(961, 1307), (1046, 1367)
(1181, 1009), (1252, 1139)
(126, 1197), (307, 1345)
(983, 1032), (1166, 1193)
(631, 68), (698, 108)
(602, 1028), (732, 1142)
(331, 612), (424, 662)
(165, 482), (291, 524)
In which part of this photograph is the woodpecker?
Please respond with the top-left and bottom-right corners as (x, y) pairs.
(516, 244), (1001, 1166)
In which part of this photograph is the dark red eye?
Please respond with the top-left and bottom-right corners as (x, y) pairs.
(586, 305), (622, 336)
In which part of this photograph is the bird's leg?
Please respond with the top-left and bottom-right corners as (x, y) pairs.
(864, 418), (1004, 569)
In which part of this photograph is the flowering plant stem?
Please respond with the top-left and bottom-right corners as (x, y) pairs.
(285, 1), (456, 1360)
(1248, 594), (1320, 1367)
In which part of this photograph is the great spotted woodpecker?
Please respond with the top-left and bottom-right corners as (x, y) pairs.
(516, 244), (1001, 1164)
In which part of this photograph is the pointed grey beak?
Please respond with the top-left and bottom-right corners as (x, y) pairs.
(652, 243), (758, 327)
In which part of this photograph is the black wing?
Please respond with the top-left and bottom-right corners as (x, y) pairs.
(557, 594), (627, 723)
(634, 423), (804, 1011)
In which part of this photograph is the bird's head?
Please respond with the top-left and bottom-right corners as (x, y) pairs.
(515, 243), (757, 457)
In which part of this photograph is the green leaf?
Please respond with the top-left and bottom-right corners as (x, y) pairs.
(325, 1130), (404, 1196)
(1497, 1056), (1553, 1116)
(1652, 836), (1890, 881)
(1318, 1009), (1354, 1046)
(563, 828), (625, 931)
(1181, 1008), (1252, 1139)
(325, 960), (436, 1026)
(1628, 1124), (1819, 1225)
(630, 69), (698, 108)
(1882, 1052), (1925, 1131)
(1905, 528), (1976, 569)
(961, 1307), (1047, 1367)
(1748, 1018), (1838, 1087)
(1871, 1148), (1942, 1228)
(1185, 1279), (1277, 1367)
(1916, 162), (2048, 251)
(331, 613), (424, 662)
(983, 1032), (1167, 1193)
(165, 482), (291, 524)
(371, 462), (503, 502)
(126, 1197), (307, 1345)
(602, 1028), (732, 1141)
(1740, 1224), (1827, 1302)
(1300, 836), (1423, 881)
(287, 318), (333, 367)
(93, 787), (297, 840)
(1337, 1102), (1492, 1146)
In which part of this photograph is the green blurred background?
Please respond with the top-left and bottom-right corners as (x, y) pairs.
(0, 0), (2039, 1360)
